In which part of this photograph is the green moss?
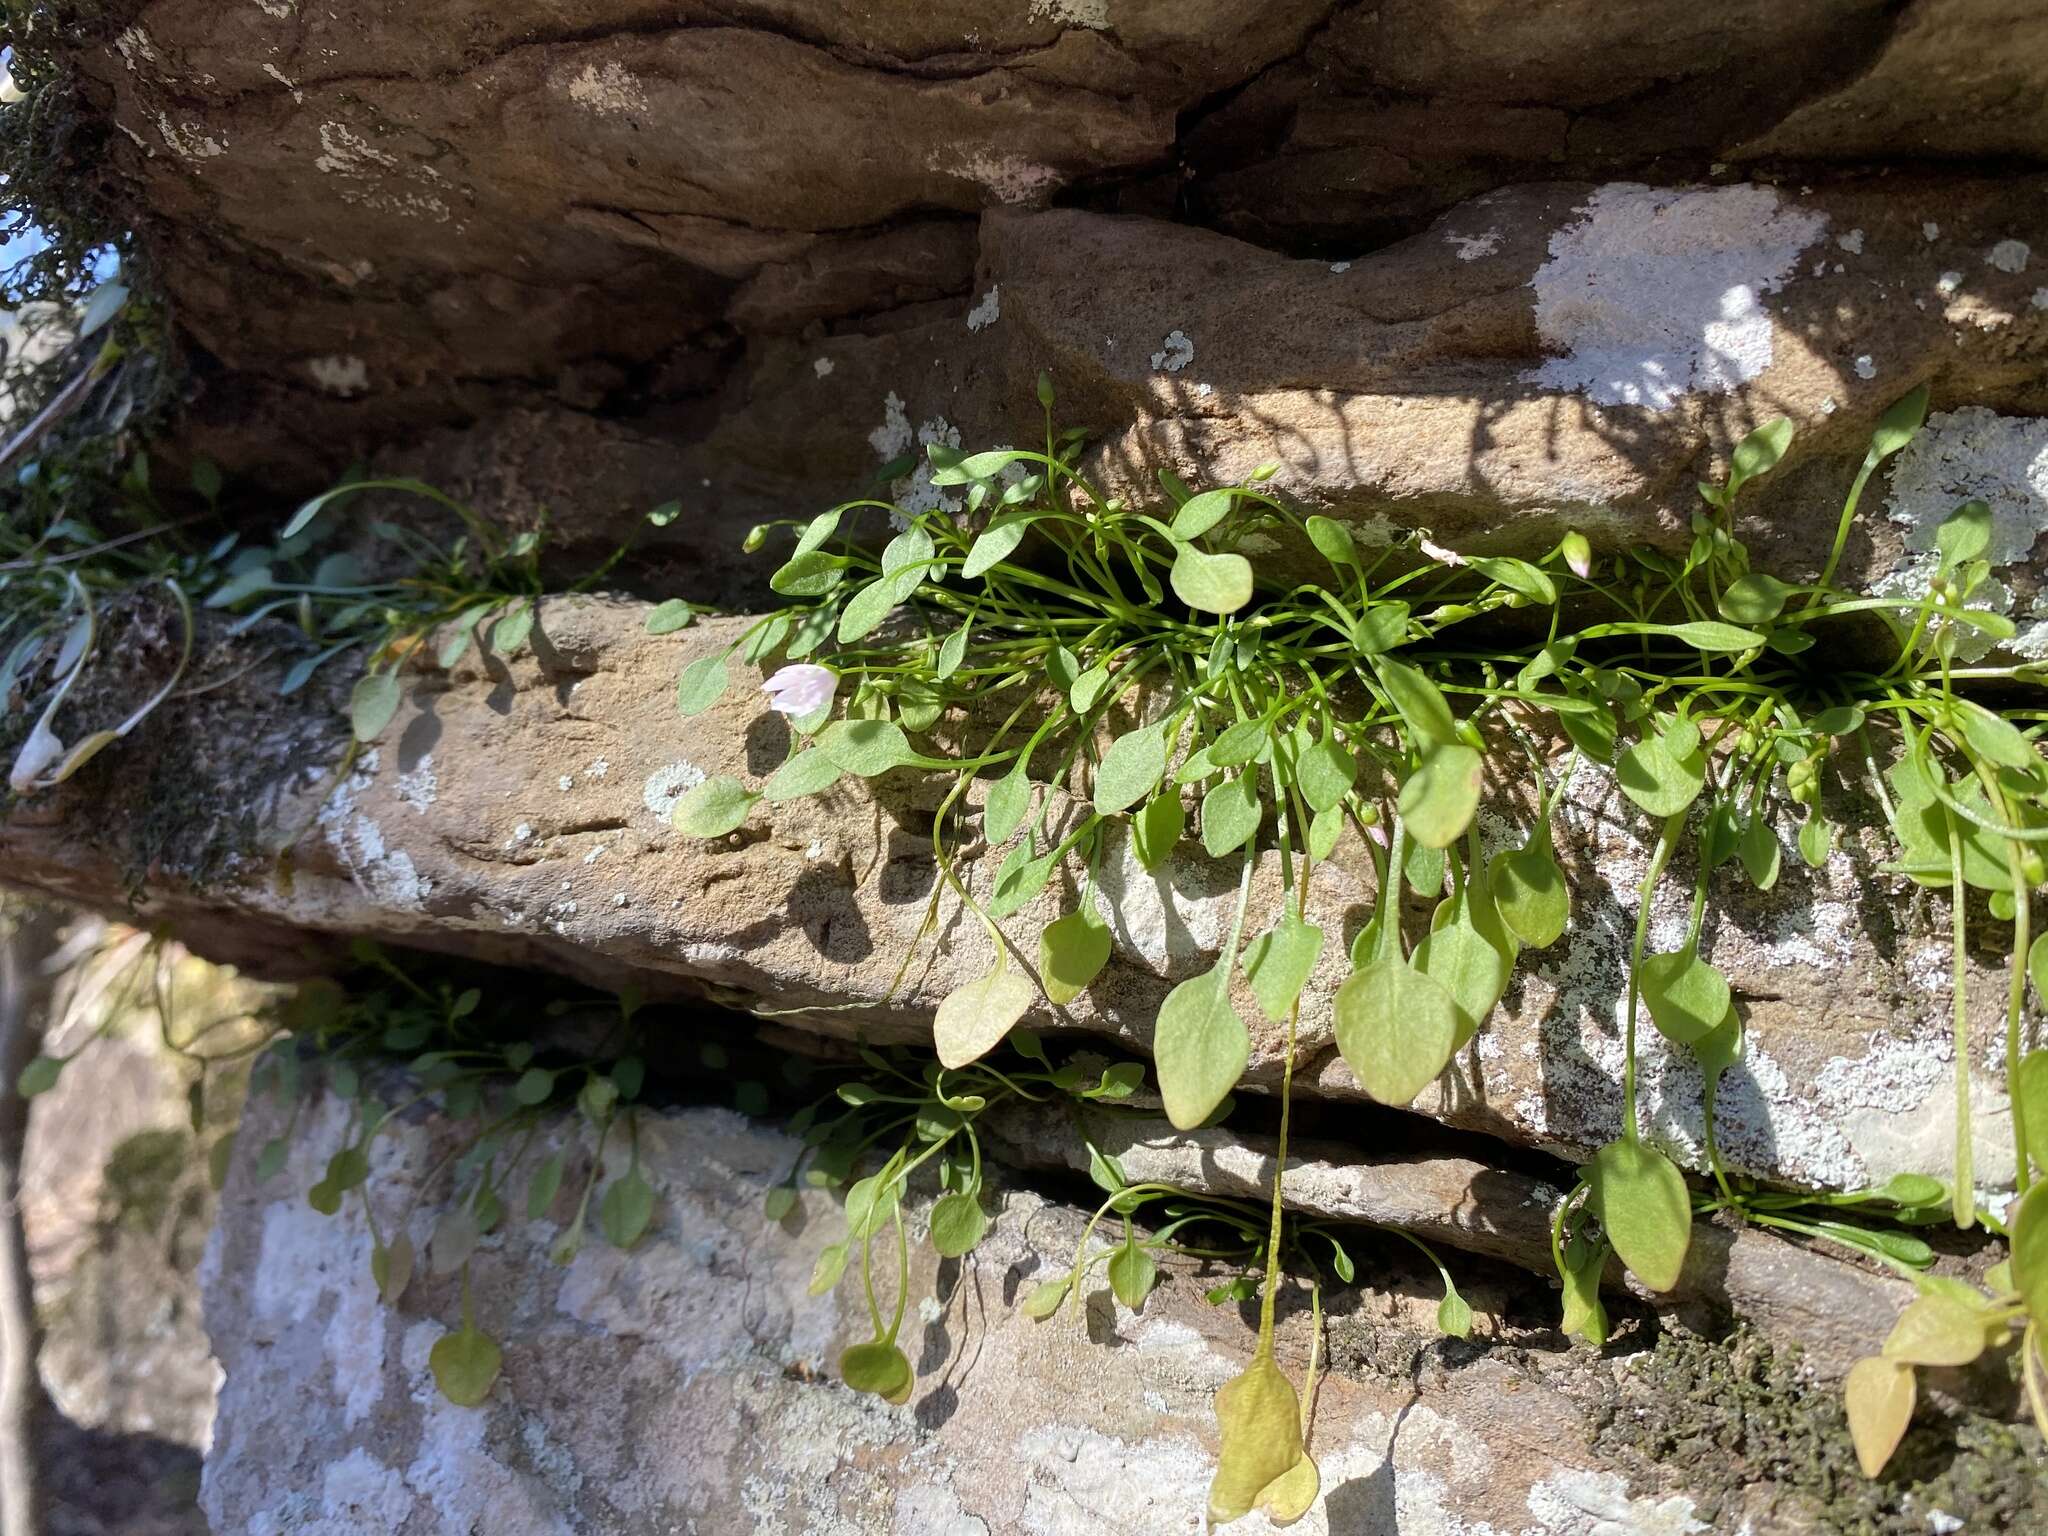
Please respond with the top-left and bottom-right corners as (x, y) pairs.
(99, 1126), (196, 1233)
(1593, 1329), (2047, 1534)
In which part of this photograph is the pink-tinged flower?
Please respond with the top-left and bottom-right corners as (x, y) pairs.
(761, 664), (836, 717)
(1562, 530), (1594, 579)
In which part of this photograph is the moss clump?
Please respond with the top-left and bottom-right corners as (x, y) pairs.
(99, 1127), (198, 1234)
(1592, 1328), (2046, 1534)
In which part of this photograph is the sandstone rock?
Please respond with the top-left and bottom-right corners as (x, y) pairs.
(977, 1105), (1915, 1381)
(2, 601), (2031, 1202)
(197, 1091), (1990, 1535)
(43, 4), (2048, 571)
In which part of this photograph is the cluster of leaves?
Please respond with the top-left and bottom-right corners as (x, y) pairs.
(235, 951), (670, 1407)
(668, 377), (2048, 1505)
(793, 1024), (1469, 1528)
(211, 480), (683, 745)
(2, 431), (217, 794)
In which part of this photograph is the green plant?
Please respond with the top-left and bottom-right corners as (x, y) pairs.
(670, 377), (2048, 1506)
(225, 480), (684, 744)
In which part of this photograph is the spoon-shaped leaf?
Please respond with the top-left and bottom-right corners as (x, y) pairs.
(1617, 733), (1705, 817)
(1040, 908), (1112, 1006)
(1399, 743), (1481, 849)
(1489, 845), (1568, 946)
(1094, 725), (1167, 815)
(1202, 774), (1262, 858)
(929, 1192), (988, 1258)
(985, 759), (1034, 843)
(1131, 792), (1185, 871)
(675, 654), (729, 717)
(429, 1324), (503, 1407)
(934, 965), (1035, 1068)
(840, 1340), (913, 1403)
(1588, 1139), (1691, 1293)
(672, 775), (758, 837)
(1171, 545), (1254, 615)
(818, 719), (915, 777)
(1242, 910), (1325, 1024)
(1154, 965), (1250, 1129)
(1333, 960), (1461, 1105)
(1845, 1356), (1916, 1478)
(1638, 947), (1730, 1046)
(1107, 1239), (1159, 1311)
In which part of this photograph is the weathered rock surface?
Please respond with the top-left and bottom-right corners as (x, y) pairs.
(2, 598), (2033, 1202)
(978, 1105), (1917, 1382)
(41, 4), (2047, 601)
(198, 1091), (2005, 1535)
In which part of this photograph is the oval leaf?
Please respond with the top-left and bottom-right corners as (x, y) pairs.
(429, 1326), (503, 1408)
(934, 967), (1035, 1069)
(1154, 966), (1250, 1130)
(1589, 1139), (1691, 1293)
(1333, 959), (1461, 1105)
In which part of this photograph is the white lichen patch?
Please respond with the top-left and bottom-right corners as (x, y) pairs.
(114, 26), (161, 71)
(1854, 353), (1877, 380)
(1987, 239), (2032, 274)
(262, 62), (306, 104)
(1524, 183), (1827, 410)
(929, 148), (1063, 205)
(1028, 0), (1111, 27)
(566, 61), (649, 118)
(1837, 228), (1865, 255)
(1875, 408), (2048, 658)
(394, 753), (437, 814)
(642, 761), (705, 822)
(1150, 329), (1194, 373)
(315, 121), (396, 176)
(1493, 764), (1981, 1189)
(1445, 228), (1502, 261)
(868, 392), (965, 527)
(813, 356), (835, 378)
(1886, 408), (2048, 569)
(1923, 222), (1941, 242)
(965, 285), (1001, 332)
(156, 113), (226, 160)
(1526, 1468), (1706, 1535)
(1095, 840), (1227, 971)
(306, 355), (369, 396)
(318, 751), (432, 909)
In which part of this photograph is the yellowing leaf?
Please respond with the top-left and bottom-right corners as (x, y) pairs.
(934, 965), (1035, 1069)
(1207, 1355), (1304, 1528)
(1255, 1452), (1320, 1528)
(2007, 1183), (2048, 1328)
(1844, 1356), (1916, 1478)
(1881, 1291), (1989, 1368)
